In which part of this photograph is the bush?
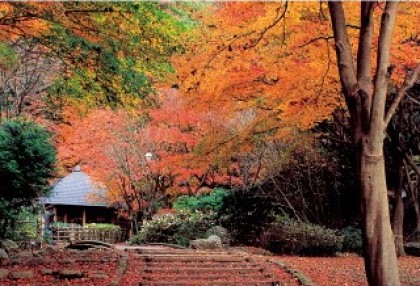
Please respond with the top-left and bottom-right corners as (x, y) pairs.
(341, 225), (363, 253)
(131, 210), (216, 246)
(217, 188), (279, 245)
(85, 223), (120, 231)
(173, 188), (230, 213)
(260, 216), (343, 256)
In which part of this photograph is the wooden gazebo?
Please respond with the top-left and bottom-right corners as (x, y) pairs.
(44, 166), (117, 225)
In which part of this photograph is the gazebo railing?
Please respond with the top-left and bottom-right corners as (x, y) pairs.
(50, 223), (123, 243)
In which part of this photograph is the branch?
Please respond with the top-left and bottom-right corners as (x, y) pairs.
(204, 3), (288, 69)
(245, 3), (289, 49)
(298, 35), (333, 48)
(404, 152), (420, 177)
(370, 1), (399, 131)
(384, 63), (420, 127)
(327, 1), (357, 97)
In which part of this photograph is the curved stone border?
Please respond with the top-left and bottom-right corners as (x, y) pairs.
(269, 259), (317, 286)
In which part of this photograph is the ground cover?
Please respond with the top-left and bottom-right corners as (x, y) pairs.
(281, 256), (420, 286)
(1, 245), (419, 285)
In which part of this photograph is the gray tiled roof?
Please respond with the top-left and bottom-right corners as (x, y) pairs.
(45, 166), (107, 207)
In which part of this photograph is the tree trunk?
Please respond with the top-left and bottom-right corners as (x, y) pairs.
(360, 148), (401, 286)
(392, 160), (405, 257)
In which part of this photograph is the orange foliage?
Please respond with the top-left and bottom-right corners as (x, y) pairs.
(173, 1), (419, 136)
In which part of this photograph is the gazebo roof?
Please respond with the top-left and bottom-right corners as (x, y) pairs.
(45, 165), (107, 207)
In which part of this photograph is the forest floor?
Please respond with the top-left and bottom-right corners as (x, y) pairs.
(0, 245), (419, 285)
(281, 255), (420, 286)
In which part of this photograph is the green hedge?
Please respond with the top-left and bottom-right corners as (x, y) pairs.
(130, 210), (216, 246)
(340, 225), (363, 253)
(260, 217), (343, 256)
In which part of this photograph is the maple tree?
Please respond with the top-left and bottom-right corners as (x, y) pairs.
(172, 2), (419, 286)
(0, 1), (188, 116)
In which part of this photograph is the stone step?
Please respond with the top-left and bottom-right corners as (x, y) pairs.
(141, 273), (277, 281)
(142, 256), (249, 263)
(141, 262), (261, 268)
(134, 249), (229, 254)
(136, 253), (249, 258)
(142, 267), (267, 274)
(138, 280), (282, 286)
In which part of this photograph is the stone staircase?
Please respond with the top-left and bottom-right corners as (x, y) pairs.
(125, 247), (286, 286)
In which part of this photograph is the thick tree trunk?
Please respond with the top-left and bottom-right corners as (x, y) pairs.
(360, 149), (401, 286)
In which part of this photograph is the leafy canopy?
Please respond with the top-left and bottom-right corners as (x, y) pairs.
(0, 119), (56, 205)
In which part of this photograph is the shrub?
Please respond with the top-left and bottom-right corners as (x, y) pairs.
(85, 223), (120, 231)
(217, 188), (279, 245)
(260, 216), (343, 256)
(173, 188), (230, 213)
(130, 210), (216, 246)
(341, 225), (363, 253)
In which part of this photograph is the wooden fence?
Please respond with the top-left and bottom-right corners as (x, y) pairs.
(50, 224), (123, 243)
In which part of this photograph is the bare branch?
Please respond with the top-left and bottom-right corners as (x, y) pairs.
(384, 63), (420, 127)
(298, 35), (333, 48)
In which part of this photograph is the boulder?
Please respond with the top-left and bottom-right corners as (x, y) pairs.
(0, 249), (8, 260)
(206, 226), (231, 245)
(189, 235), (222, 250)
(0, 240), (18, 253)
(405, 242), (420, 256)
(41, 246), (57, 256)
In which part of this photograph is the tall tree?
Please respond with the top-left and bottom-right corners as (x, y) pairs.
(328, 1), (420, 285)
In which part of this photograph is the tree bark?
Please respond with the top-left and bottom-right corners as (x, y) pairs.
(360, 149), (400, 285)
(391, 159), (405, 257)
(328, 1), (402, 285)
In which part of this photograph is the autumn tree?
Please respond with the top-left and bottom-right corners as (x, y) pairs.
(173, 2), (418, 285)
(0, 2), (189, 116)
(327, 1), (420, 285)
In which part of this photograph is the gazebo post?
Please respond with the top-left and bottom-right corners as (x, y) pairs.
(82, 209), (86, 226)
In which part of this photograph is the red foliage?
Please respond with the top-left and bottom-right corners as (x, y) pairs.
(281, 256), (420, 286)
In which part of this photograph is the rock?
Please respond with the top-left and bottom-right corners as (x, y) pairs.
(14, 251), (34, 258)
(26, 257), (51, 266)
(58, 269), (85, 279)
(8, 271), (34, 279)
(0, 268), (10, 279)
(0, 249), (9, 260)
(41, 246), (57, 256)
(0, 240), (18, 253)
(206, 226), (231, 245)
(41, 269), (56, 276)
(405, 242), (420, 256)
(189, 235), (222, 250)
